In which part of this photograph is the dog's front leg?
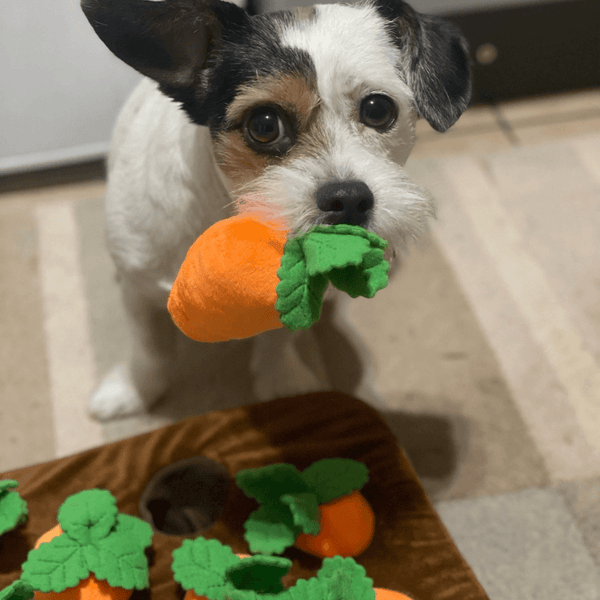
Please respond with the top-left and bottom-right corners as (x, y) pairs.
(89, 276), (177, 420)
(250, 326), (331, 401)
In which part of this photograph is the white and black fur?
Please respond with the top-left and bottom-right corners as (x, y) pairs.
(80, 0), (471, 420)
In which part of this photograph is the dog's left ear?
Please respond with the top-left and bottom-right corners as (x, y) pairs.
(374, 0), (472, 132)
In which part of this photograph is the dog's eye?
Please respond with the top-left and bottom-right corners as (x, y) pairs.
(248, 108), (280, 143)
(360, 94), (398, 131)
(244, 106), (296, 156)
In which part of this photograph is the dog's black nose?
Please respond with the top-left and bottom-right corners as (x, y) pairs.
(315, 181), (374, 226)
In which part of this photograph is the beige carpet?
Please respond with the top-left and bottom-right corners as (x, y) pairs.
(1, 126), (600, 597)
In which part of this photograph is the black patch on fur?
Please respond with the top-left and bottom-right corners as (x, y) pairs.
(81, 0), (316, 135)
(189, 10), (317, 135)
(372, 0), (472, 131)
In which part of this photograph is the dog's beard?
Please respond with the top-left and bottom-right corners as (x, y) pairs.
(232, 140), (435, 259)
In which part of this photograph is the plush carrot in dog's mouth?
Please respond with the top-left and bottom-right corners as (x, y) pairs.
(167, 198), (390, 343)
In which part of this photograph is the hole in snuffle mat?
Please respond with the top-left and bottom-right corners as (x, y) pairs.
(139, 456), (231, 536)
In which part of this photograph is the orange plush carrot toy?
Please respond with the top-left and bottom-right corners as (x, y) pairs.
(167, 198), (390, 343)
(167, 212), (288, 343)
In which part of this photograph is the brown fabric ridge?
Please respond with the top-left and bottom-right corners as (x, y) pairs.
(0, 392), (489, 600)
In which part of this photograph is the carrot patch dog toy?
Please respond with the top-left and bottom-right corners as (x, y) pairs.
(2, 489), (153, 600)
(236, 459), (374, 558)
(167, 205), (390, 343)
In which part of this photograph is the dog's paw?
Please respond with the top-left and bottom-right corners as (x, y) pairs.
(88, 363), (152, 421)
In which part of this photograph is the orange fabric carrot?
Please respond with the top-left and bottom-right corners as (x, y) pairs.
(294, 490), (375, 558)
(167, 213), (288, 343)
(374, 588), (415, 600)
(14, 490), (152, 600)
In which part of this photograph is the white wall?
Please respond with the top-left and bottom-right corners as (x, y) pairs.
(0, 0), (141, 174)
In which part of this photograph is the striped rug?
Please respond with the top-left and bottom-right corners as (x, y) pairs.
(1, 132), (599, 599)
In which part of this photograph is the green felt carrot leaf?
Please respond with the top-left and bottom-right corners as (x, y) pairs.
(226, 555), (291, 595)
(286, 576), (328, 600)
(0, 480), (20, 494)
(0, 580), (35, 600)
(58, 489), (118, 545)
(275, 225), (389, 331)
(21, 534), (90, 593)
(275, 238), (328, 331)
(317, 557), (375, 600)
(0, 480), (28, 536)
(171, 537), (292, 600)
(21, 489), (153, 593)
(301, 459), (369, 505)
(86, 531), (152, 589)
(172, 537), (240, 598)
(323, 571), (354, 600)
(285, 557), (374, 600)
(280, 493), (320, 535)
(114, 513), (154, 548)
(244, 505), (299, 556)
(236, 464), (310, 505)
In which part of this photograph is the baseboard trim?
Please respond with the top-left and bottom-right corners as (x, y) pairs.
(0, 142), (109, 176)
(0, 159), (106, 195)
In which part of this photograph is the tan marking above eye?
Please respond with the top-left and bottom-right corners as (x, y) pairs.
(226, 75), (318, 128)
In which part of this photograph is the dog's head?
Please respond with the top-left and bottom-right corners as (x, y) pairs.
(82, 0), (471, 254)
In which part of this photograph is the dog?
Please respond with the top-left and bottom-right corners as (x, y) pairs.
(80, 0), (471, 420)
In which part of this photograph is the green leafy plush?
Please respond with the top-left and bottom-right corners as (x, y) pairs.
(21, 489), (153, 593)
(286, 576), (328, 600)
(227, 556), (291, 595)
(113, 513), (154, 549)
(0, 480), (28, 536)
(275, 225), (390, 331)
(244, 505), (299, 556)
(280, 494), (320, 535)
(22, 534), (90, 593)
(236, 464), (310, 505)
(172, 537), (292, 600)
(236, 459), (369, 555)
(301, 460), (369, 505)
(58, 489), (118, 545)
(0, 580), (34, 600)
(317, 557), (375, 600)
(172, 538), (379, 600)
(172, 537), (240, 598)
(86, 531), (152, 589)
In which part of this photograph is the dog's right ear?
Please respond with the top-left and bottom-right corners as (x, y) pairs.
(80, 0), (248, 91)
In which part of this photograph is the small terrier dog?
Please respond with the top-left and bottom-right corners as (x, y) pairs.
(81, 0), (471, 420)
